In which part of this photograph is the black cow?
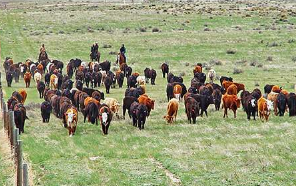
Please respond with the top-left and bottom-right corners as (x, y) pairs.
(37, 81), (46, 98)
(194, 72), (206, 84)
(13, 103), (28, 134)
(45, 73), (50, 87)
(127, 75), (137, 88)
(287, 93), (296, 116)
(150, 69), (157, 85)
(130, 102), (148, 130)
(76, 80), (83, 91)
(41, 101), (52, 123)
(104, 76), (112, 94)
(125, 66), (132, 78)
(220, 76), (233, 85)
(125, 87), (144, 98)
(14, 68), (21, 83)
(198, 94), (214, 117)
(161, 63), (169, 78)
(99, 61), (111, 71)
(213, 89), (222, 111)
(116, 72), (124, 88)
(166, 83), (174, 101)
(144, 68), (150, 83)
(6, 71), (13, 87)
(264, 84), (275, 95)
(52, 60), (64, 71)
(277, 93), (287, 116)
(84, 71), (92, 88)
(107, 71), (116, 88)
(185, 97), (199, 124)
(243, 95), (257, 120)
(122, 96), (138, 119)
(91, 71), (102, 88)
(83, 102), (99, 125)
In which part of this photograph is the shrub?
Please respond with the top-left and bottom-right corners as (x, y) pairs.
(226, 49), (236, 54)
(233, 68), (243, 74)
(152, 28), (160, 32)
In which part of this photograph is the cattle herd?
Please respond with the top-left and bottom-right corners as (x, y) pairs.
(3, 52), (296, 137)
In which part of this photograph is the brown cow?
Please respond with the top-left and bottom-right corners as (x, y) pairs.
(173, 84), (182, 101)
(222, 94), (240, 118)
(138, 94), (155, 117)
(267, 92), (279, 115)
(226, 84), (238, 95)
(18, 89), (27, 104)
(24, 72), (31, 88)
(258, 97), (273, 122)
(163, 98), (179, 123)
(64, 107), (78, 137)
(193, 65), (202, 74)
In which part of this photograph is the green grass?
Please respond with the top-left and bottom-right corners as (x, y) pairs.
(1, 1), (296, 185)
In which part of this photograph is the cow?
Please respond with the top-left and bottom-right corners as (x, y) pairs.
(24, 72), (31, 88)
(99, 104), (112, 135)
(83, 101), (99, 125)
(226, 84), (238, 95)
(222, 94), (240, 118)
(213, 89), (222, 111)
(166, 83), (174, 101)
(243, 95), (257, 120)
(198, 94), (214, 117)
(220, 76), (233, 85)
(50, 74), (58, 90)
(267, 92), (279, 115)
(138, 95), (155, 117)
(144, 68), (151, 83)
(125, 87), (144, 98)
(67, 63), (74, 78)
(277, 92), (287, 116)
(185, 97), (199, 124)
(207, 69), (216, 83)
(125, 66), (132, 78)
(44, 73), (50, 87)
(41, 101), (52, 123)
(136, 76), (146, 86)
(14, 67), (21, 83)
(34, 71), (42, 84)
(91, 71), (102, 88)
(173, 84), (182, 101)
(264, 84), (274, 95)
(194, 73), (206, 84)
(76, 80), (83, 91)
(107, 70), (116, 88)
(13, 103), (28, 134)
(104, 76), (112, 94)
(271, 85), (281, 93)
(130, 102), (148, 130)
(161, 63), (169, 78)
(122, 96), (138, 119)
(52, 60), (64, 71)
(149, 69), (157, 85)
(92, 90), (105, 101)
(103, 98), (120, 119)
(78, 92), (89, 112)
(99, 61), (111, 72)
(6, 71), (13, 87)
(287, 93), (296, 116)
(64, 107), (78, 137)
(84, 71), (92, 88)
(127, 75), (137, 88)
(116, 71), (124, 88)
(258, 97), (273, 122)
(18, 89), (27, 104)
(11, 91), (23, 103)
(193, 65), (202, 74)
(163, 98), (179, 124)
(76, 70), (84, 83)
(7, 96), (19, 111)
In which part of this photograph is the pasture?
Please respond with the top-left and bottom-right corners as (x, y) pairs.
(1, 0), (296, 185)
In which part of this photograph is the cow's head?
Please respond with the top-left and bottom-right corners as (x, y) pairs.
(101, 112), (108, 126)
(266, 100), (273, 111)
(250, 98), (256, 107)
(163, 115), (173, 123)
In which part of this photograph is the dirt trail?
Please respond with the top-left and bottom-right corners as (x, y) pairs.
(149, 157), (182, 186)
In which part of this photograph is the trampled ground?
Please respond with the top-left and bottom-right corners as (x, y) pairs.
(1, 0), (296, 185)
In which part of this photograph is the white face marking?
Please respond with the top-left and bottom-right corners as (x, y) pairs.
(267, 100), (273, 111)
(54, 77), (58, 85)
(251, 99), (256, 107)
(21, 66), (24, 72)
(102, 112), (108, 125)
(67, 112), (74, 126)
(175, 94), (180, 101)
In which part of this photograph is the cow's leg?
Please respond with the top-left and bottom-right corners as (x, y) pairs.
(234, 109), (236, 118)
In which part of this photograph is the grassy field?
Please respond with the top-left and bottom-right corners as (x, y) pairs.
(1, 0), (296, 185)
